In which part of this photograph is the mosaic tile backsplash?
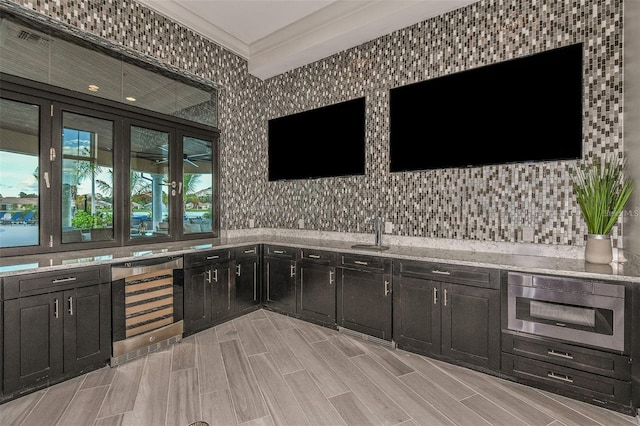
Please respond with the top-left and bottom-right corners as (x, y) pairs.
(5, 0), (626, 249)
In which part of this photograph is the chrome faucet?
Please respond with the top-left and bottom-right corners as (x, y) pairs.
(374, 212), (383, 247)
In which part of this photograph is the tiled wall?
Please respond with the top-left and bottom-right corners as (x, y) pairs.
(5, 0), (625, 248)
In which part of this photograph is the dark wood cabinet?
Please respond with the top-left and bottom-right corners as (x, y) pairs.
(184, 249), (233, 335)
(2, 266), (110, 396)
(337, 253), (392, 341)
(63, 284), (112, 374)
(263, 245), (298, 314)
(393, 260), (500, 371)
(234, 245), (261, 314)
(297, 249), (337, 327)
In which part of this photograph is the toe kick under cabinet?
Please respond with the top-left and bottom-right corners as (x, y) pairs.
(1, 266), (111, 399)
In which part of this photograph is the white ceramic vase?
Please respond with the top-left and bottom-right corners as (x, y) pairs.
(585, 234), (613, 264)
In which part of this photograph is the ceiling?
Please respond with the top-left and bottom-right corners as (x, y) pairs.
(135, 0), (477, 80)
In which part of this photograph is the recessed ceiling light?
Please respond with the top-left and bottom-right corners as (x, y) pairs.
(125, 96), (136, 102)
(88, 84), (99, 92)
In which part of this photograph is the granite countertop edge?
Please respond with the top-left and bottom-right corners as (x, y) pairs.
(1, 232), (639, 283)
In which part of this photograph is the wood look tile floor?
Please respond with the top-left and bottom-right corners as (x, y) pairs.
(1, 309), (638, 426)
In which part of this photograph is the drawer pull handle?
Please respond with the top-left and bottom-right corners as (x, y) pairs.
(547, 372), (573, 383)
(273, 250), (285, 254)
(443, 288), (448, 306)
(236, 264), (241, 277)
(68, 296), (74, 316)
(308, 254), (321, 259)
(432, 270), (450, 275)
(244, 248), (256, 254)
(213, 269), (219, 283)
(433, 287), (438, 304)
(329, 271), (334, 285)
(206, 255), (220, 260)
(548, 349), (573, 360)
(54, 299), (59, 319)
(205, 270), (212, 284)
(290, 264), (296, 278)
(384, 280), (391, 296)
(52, 277), (77, 284)
(354, 260), (368, 266)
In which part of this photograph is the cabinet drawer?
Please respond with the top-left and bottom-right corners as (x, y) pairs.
(502, 353), (631, 407)
(300, 248), (336, 264)
(394, 259), (499, 289)
(3, 266), (108, 299)
(340, 253), (389, 271)
(264, 245), (297, 259)
(185, 249), (232, 267)
(235, 245), (260, 258)
(502, 332), (631, 381)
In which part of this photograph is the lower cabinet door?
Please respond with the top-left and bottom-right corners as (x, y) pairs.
(3, 292), (64, 394)
(210, 261), (232, 321)
(264, 257), (297, 314)
(392, 275), (440, 355)
(297, 262), (336, 326)
(63, 284), (111, 373)
(234, 257), (260, 314)
(338, 267), (392, 340)
(441, 282), (500, 371)
(184, 265), (212, 335)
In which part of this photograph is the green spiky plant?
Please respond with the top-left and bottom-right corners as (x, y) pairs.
(572, 155), (634, 235)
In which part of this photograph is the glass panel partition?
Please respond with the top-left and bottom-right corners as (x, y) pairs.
(60, 112), (114, 244)
(0, 98), (40, 248)
(182, 136), (213, 235)
(130, 126), (170, 239)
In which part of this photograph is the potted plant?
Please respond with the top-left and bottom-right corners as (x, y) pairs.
(572, 155), (634, 263)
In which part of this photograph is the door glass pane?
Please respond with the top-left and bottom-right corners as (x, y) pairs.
(130, 126), (170, 239)
(0, 98), (40, 248)
(61, 112), (114, 243)
(183, 136), (213, 234)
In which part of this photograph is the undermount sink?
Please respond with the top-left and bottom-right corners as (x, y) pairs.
(350, 244), (390, 251)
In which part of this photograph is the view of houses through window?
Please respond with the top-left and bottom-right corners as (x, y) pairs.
(0, 98), (40, 248)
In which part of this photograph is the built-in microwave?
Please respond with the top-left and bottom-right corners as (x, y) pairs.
(507, 272), (625, 352)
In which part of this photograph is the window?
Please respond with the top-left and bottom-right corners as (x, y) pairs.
(0, 76), (220, 257)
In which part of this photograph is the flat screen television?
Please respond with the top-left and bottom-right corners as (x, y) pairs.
(389, 43), (584, 172)
(268, 97), (366, 181)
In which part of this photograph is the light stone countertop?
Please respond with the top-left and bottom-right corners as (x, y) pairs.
(1, 229), (639, 283)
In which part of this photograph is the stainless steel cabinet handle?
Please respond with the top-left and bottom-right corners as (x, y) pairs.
(68, 296), (74, 315)
(290, 264), (296, 277)
(54, 299), (59, 319)
(273, 250), (285, 254)
(236, 264), (241, 276)
(547, 349), (573, 360)
(329, 270), (334, 285)
(205, 270), (212, 284)
(547, 372), (573, 383)
(206, 255), (220, 260)
(384, 280), (391, 296)
(308, 254), (321, 259)
(52, 277), (77, 284)
(244, 248), (256, 254)
(433, 287), (438, 304)
(432, 270), (451, 275)
(354, 260), (368, 266)
(213, 269), (218, 283)
(443, 288), (448, 306)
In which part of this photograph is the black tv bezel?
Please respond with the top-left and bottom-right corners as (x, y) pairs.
(268, 97), (366, 181)
(389, 43), (584, 172)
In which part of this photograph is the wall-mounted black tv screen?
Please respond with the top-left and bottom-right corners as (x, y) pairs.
(389, 43), (583, 172)
(268, 97), (366, 181)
